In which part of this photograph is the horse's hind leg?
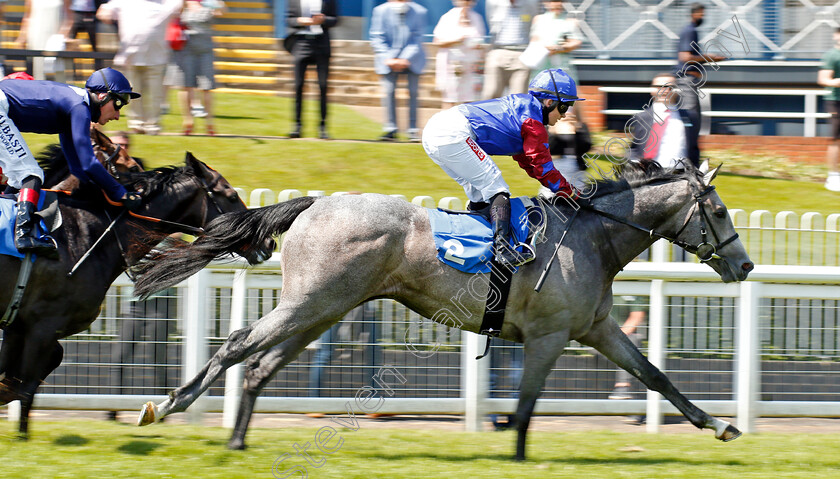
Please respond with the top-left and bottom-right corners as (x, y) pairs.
(139, 303), (345, 425)
(512, 330), (569, 461)
(228, 322), (332, 450)
(578, 316), (740, 441)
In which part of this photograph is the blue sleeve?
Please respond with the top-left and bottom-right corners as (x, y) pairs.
(60, 105), (127, 201)
(369, 7), (389, 55)
(677, 25), (697, 53)
(399, 7), (428, 72)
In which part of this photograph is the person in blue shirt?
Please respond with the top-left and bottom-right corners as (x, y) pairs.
(421, 67), (584, 267)
(672, 3), (726, 167)
(0, 67), (142, 258)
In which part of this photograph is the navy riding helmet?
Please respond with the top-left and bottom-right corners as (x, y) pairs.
(85, 67), (141, 109)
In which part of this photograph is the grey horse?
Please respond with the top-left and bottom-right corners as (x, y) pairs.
(133, 162), (754, 461)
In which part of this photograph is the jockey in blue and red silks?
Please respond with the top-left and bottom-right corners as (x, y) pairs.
(422, 67), (585, 267)
(0, 67), (143, 259)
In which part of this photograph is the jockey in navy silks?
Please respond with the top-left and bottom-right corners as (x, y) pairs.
(422, 68), (585, 267)
(0, 67), (142, 259)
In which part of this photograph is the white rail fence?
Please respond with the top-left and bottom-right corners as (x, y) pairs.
(5, 191), (840, 434)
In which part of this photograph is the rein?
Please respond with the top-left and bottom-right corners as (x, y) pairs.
(69, 175), (212, 276)
(584, 184), (739, 262)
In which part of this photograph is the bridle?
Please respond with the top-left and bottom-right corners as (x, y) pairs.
(196, 173), (227, 215)
(585, 182), (740, 263)
(99, 144), (122, 178)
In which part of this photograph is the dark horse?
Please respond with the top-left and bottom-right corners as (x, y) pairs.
(0, 147), (250, 438)
(134, 163), (754, 461)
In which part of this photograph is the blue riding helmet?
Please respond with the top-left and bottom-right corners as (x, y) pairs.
(85, 67), (141, 100)
(528, 68), (585, 104)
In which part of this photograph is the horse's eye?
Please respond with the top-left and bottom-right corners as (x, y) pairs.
(714, 210), (726, 219)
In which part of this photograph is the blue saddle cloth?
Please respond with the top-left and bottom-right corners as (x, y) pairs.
(427, 197), (537, 274)
(0, 194), (48, 259)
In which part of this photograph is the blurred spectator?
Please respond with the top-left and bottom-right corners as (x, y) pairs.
(17, 0), (65, 80)
(482, 0), (539, 99)
(97, 0), (183, 135)
(606, 294), (648, 426)
(285, 0), (337, 140)
(0, 1), (7, 76)
(673, 3), (726, 168)
(62, 0), (104, 71)
(369, 0), (427, 142)
(109, 130), (145, 169)
(607, 295), (647, 401)
(817, 27), (840, 192)
(526, 0), (581, 82)
(628, 72), (687, 169)
(171, 0), (226, 136)
(432, 0), (485, 110)
(108, 287), (176, 421)
(545, 106), (590, 190)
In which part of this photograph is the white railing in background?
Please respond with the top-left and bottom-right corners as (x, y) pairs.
(598, 86), (830, 137)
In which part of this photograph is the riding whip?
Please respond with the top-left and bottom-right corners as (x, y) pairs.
(534, 208), (578, 292)
(68, 209), (127, 277)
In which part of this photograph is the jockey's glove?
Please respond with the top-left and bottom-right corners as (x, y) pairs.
(122, 192), (143, 211)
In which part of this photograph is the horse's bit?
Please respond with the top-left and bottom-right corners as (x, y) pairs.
(586, 183), (740, 262)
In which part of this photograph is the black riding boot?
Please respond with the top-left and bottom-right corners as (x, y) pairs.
(490, 193), (534, 266)
(14, 187), (58, 259)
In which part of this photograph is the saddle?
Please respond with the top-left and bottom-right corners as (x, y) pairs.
(0, 191), (62, 259)
(427, 196), (546, 274)
(427, 197), (549, 356)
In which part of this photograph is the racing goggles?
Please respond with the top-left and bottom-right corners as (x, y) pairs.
(98, 69), (131, 110)
(110, 92), (131, 110)
(557, 101), (574, 115)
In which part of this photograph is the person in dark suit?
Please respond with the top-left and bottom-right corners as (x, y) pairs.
(285, 0), (338, 140)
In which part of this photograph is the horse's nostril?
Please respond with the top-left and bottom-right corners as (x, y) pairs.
(742, 262), (754, 272)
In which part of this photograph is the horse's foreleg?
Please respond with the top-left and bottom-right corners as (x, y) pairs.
(578, 317), (740, 441)
(228, 323), (332, 450)
(512, 330), (569, 461)
(15, 339), (62, 439)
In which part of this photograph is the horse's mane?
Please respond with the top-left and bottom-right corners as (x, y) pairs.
(587, 161), (703, 199)
(38, 143), (191, 201)
(38, 144), (71, 187)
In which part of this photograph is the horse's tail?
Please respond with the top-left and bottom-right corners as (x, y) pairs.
(133, 196), (319, 299)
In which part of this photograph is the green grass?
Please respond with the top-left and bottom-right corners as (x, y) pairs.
(2, 420), (839, 478)
(19, 91), (840, 216)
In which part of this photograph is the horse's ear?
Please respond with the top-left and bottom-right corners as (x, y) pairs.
(703, 164), (722, 186)
(699, 159), (710, 174)
(184, 151), (202, 172)
(184, 151), (215, 180)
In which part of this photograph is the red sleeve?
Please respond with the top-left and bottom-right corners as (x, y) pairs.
(513, 118), (573, 194)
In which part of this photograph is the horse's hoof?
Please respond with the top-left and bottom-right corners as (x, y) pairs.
(227, 440), (247, 451)
(716, 424), (742, 442)
(137, 401), (158, 426)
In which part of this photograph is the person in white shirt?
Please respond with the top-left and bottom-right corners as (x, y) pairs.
(482, 0), (539, 99)
(96, 0), (183, 135)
